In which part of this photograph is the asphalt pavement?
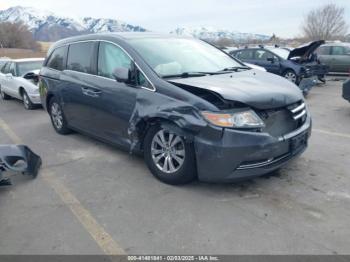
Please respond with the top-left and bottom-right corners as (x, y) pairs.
(0, 80), (349, 255)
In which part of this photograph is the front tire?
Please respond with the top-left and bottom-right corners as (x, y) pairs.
(0, 86), (11, 100)
(144, 125), (196, 185)
(48, 97), (71, 135)
(22, 91), (35, 110)
(283, 69), (298, 84)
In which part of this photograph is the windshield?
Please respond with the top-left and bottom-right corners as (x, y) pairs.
(129, 38), (243, 77)
(17, 61), (43, 76)
(268, 48), (290, 59)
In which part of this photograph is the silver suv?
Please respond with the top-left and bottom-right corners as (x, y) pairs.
(317, 42), (350, 74)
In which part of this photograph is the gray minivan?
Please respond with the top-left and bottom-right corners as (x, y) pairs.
(40, 33), (311, 185)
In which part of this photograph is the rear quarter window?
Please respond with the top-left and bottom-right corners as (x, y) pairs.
(331, 46), (346, 56)
(67, 42), (95, 74)
(46, 46), (67, 71)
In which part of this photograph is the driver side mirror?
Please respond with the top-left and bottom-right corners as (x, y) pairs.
(267, 57), (275, 63)
(5, 73), (13, 78)
(113, 67), (130, 83)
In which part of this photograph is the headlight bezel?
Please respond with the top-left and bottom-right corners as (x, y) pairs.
(201, 109), (265, 129)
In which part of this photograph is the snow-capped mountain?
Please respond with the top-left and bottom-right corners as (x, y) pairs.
(0, 6), (271, 43)
(171, 27), (270, 42)
(0, 6), (147, 41)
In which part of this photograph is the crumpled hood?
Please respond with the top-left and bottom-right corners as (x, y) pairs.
(169, 69), (303, 109)
(288, 40), (325, 60)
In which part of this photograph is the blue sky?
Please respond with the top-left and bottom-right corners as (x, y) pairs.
(1, 0), (349, 37)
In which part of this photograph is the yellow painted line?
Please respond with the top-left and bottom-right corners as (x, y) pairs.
(0, 118), (22, 144)
(42, 171), (125, 255)
(313, 129), (350, 139)
(0, 117), (125, 255)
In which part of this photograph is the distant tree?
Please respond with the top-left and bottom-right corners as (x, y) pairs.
(302, 3), (348, 41)
(0, 22), (39, 50)
(215, 37), (235, 47)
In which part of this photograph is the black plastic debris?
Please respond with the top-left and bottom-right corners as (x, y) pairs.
(0, 145), (42, 186)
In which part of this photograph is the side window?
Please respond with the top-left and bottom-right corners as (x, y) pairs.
(67, 42), (95, 74)
(0, 62), (6, 72)
(98, 42), (132, 79)
(1, 62), (9, 74)
(235, 50), (254, 60)
(9, 62), (16, 76)
(136, 70), (153, 89)
(255, 50), (276, 61)
(47, 46), (67, 71)
(317, 46), (331, 55)
(1, 63), (8, 74)
(331, 46), (345, 56)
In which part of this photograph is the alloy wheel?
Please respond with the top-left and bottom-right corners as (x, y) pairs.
(284, 72), (297, 83)
(23, 93), (30, 109)
(151, 130), (186, 174)
(51, 102), (63, 129)
(0, 87), (4, 99)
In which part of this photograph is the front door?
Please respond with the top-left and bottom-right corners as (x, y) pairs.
(89, 41), (140, 147)
(254, 50), (280, 74)
(1, 62), (18, 97)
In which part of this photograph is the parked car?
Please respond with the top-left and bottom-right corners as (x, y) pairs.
(343, 79), (350, 103)
(40, 33), (311, 185)
(221, 48), (266, 71)
(0, 57), (11, 69)
(317, 42), (350, 74)
(0, 58), (44, 109)
(230, 41), (329, 94)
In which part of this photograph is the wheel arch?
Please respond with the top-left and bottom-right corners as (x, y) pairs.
(136, 117), (194, 151)
(46, 93), (55, 112)
(18, 86), (25, 97)
(282, 68), (297, 76)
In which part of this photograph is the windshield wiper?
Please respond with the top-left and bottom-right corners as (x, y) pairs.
(162, 72), (209, 79)
(218, 66), (250, 72)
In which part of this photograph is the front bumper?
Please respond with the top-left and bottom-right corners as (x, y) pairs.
(194, 114), (312, 183)
(0, 145), (42, 186)
(299, 76), (318, 94)
(28, 93), (42, 105)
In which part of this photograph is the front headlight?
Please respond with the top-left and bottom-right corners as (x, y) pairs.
(201, 109), (265, 129)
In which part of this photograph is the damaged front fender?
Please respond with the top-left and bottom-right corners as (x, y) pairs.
(127, 90), (210, 152)
(0, 145), (42, 186)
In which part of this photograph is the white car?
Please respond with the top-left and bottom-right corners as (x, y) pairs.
(0, 58), (44, 109)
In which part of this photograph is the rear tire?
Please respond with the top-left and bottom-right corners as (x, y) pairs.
(22, 90), (35, 110)
(144, 125), (197, 185)
(0, 85), (11, 100)
(48, 97), (71, 135)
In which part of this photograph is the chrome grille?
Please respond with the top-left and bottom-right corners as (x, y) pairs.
(288, 101), (307, 122)
(259, 100), (307, 137)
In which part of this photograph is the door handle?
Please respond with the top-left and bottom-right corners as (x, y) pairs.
(81, 87), (102, 97)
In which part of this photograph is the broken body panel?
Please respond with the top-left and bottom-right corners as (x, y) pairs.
(0, 145), (41, 186)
